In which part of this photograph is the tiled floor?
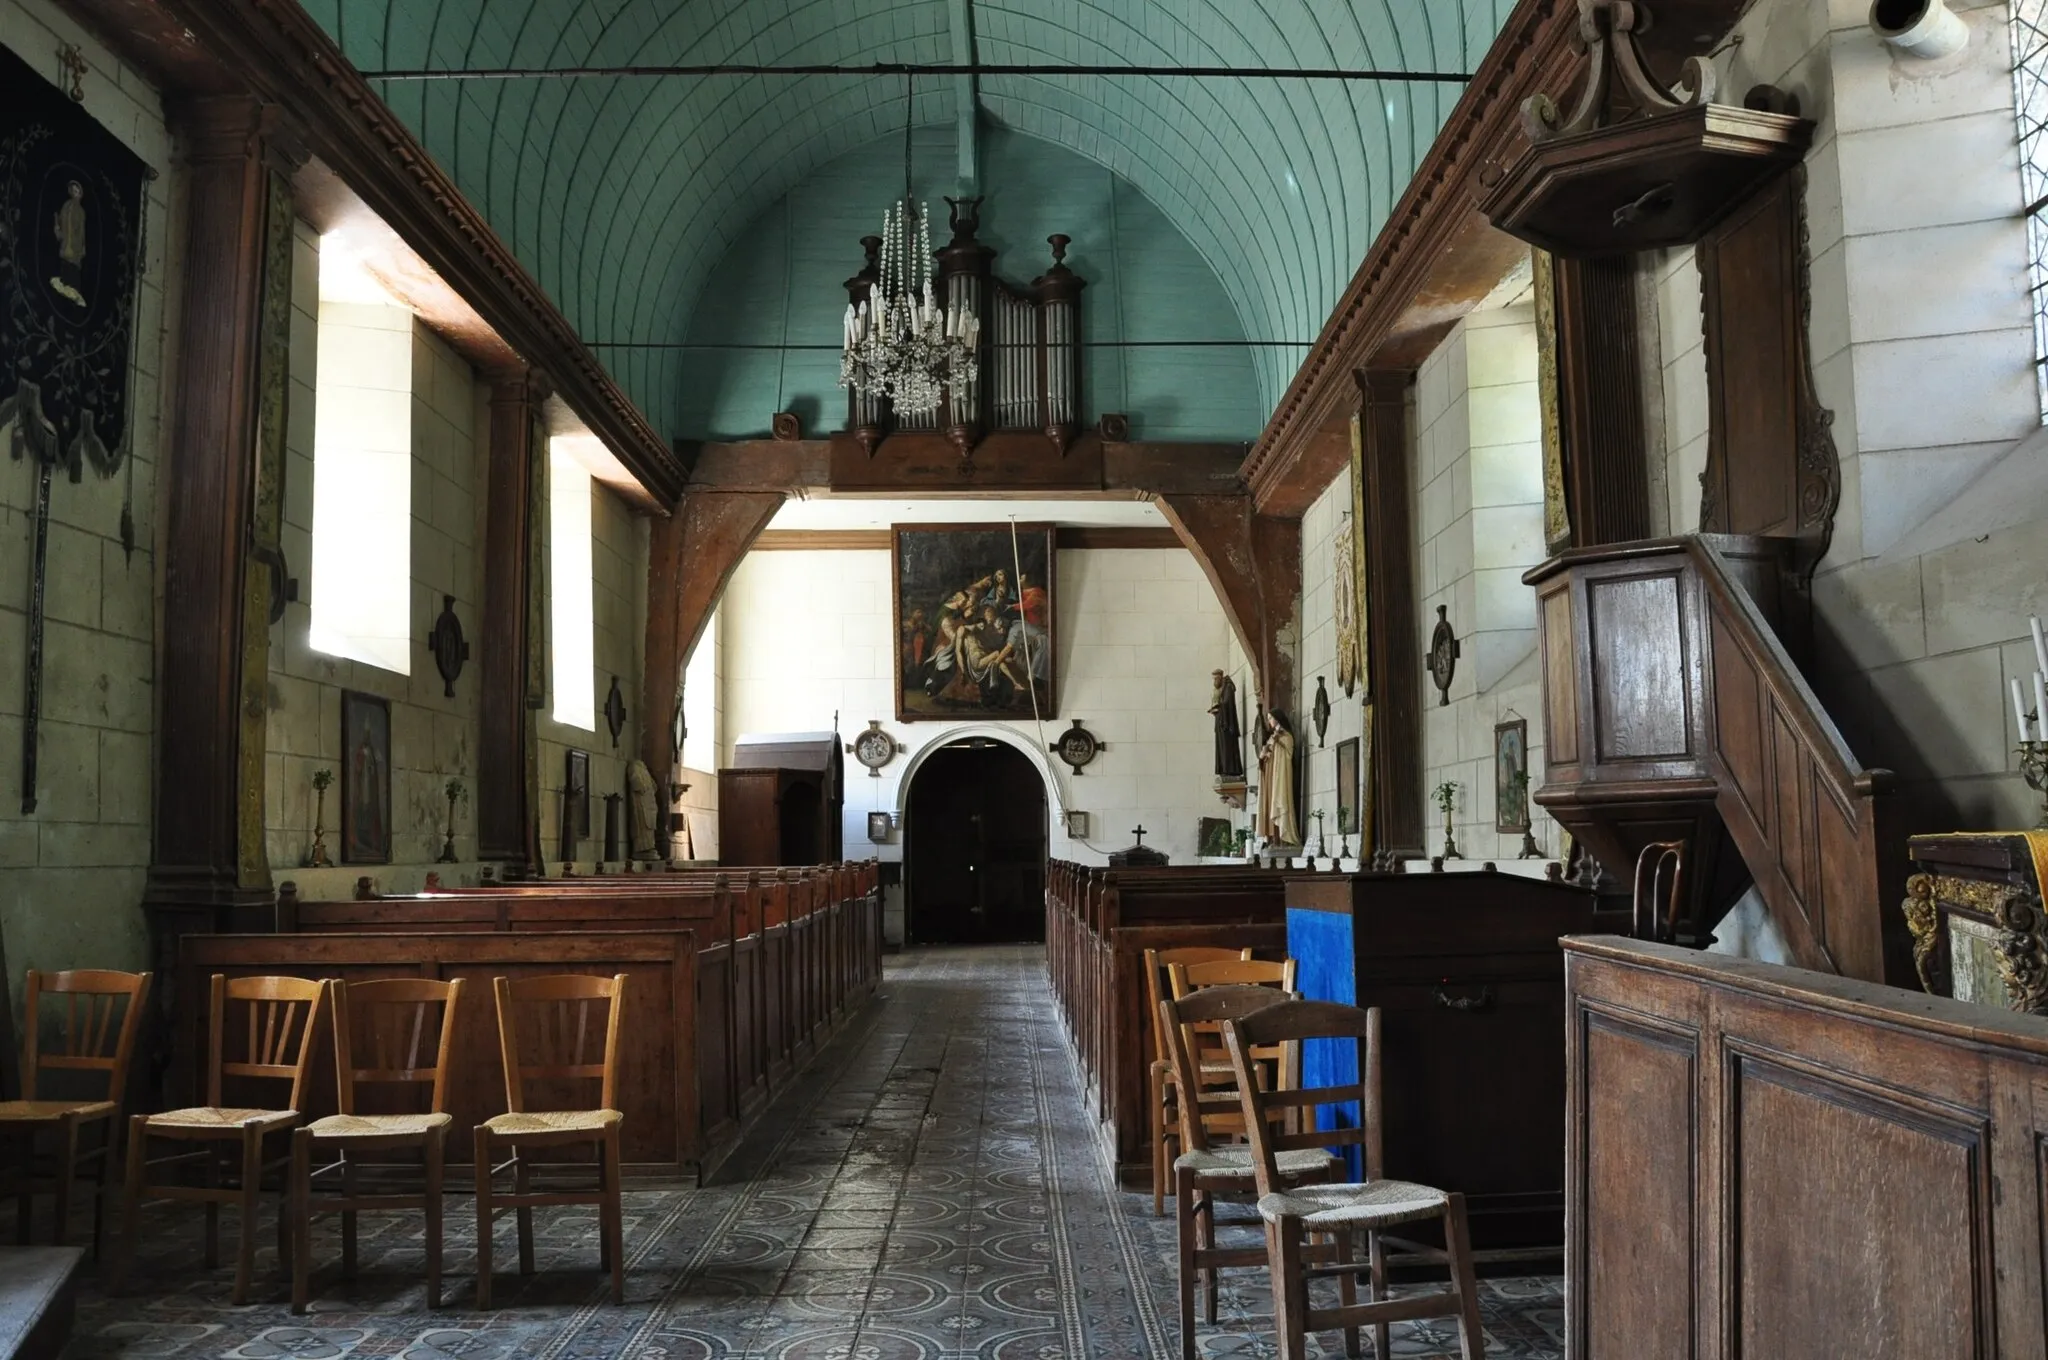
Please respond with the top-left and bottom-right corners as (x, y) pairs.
(64, 946), (1563, 1358)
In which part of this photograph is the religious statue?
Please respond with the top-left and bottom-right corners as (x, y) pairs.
(627, 759), (661, 860)
(1257, 709), (1301, 847)
(50, 179), (88, 307)
(1209, 670), (1244, 781)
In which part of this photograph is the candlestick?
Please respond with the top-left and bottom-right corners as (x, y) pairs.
(2032, 673), (2046, 748)
(2014, 677), (2032, 743)
(2020, 740), (2048, 828)
(2031, 615), (2048, 683)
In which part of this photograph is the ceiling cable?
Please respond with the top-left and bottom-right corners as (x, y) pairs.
(357, 60), (1473, 83)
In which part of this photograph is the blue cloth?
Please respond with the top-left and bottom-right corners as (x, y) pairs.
(1286, 907), (1363, 1179)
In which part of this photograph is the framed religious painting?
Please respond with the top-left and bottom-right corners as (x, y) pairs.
(566, 749), (591, 837)
(892, 523), (1056, 722)
(1335, 738), (1360, 836)
(339, 691), (392, 864)
(1495, 719), (1531, 833)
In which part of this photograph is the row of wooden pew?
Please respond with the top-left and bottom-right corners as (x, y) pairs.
(1044, 859), (1288, 1181)
(169, 862), (882, 1179)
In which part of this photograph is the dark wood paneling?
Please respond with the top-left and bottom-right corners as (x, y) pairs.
(1542, 586), (1579, 768)
(1588, 573), (1690, 762)
(1576, 1007), (1695, 1360)
(1359, 370), (1425, 862)
(1566, 937), (2048, 1360)
(478, 375), (545, 865)
(1731, 1053), (1991, 1359)
(1554, 254), (1650, 546)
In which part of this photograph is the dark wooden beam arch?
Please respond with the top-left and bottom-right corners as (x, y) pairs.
(641, 492), (788, 784)
(1153, 494), (1301, 718)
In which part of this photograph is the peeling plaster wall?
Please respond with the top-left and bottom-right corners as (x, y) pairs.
(0, 3), (175, 979)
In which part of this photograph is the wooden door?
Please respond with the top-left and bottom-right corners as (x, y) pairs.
(905, 741), (1047, 944)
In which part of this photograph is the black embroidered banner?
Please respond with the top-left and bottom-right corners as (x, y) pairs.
(0, 44), (147, 481)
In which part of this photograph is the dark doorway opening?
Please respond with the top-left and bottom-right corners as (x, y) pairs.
(905, 739), (1048, 944)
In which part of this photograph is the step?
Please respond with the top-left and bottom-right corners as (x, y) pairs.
(0, 1247), (82, 1360)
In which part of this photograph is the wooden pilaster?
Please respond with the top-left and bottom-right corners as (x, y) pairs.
(147, 97), (299, 911)
(641, 492), (787, 785)
(1552, 254), (1651, 546)
(1154, 493), (1301, 721)
(1357, 370), (1425, 863)
(478, 372), (549, 867)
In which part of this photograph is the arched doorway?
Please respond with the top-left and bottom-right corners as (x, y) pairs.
(905, 738), (1048, 944)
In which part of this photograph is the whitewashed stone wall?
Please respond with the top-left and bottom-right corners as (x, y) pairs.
(0, 1), (173, 977)
(719, 546), (1240, 867)
(1413, 307), (1560, 862)
(271, 229), (645, 896)
(1642, 0), (2046, 829)
(1295, 468), (1367, 856)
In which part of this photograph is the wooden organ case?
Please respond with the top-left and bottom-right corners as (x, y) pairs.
(844, 198), (1085, 461)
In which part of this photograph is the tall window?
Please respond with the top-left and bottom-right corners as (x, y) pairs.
(681, 605), (719, 772)
(2015, 0), (2048, 419)
(309, 240), (413, 673)
(549, 442), (595, 730)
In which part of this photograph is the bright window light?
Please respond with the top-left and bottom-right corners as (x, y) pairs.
(308, 239), (412, 674)
(681, 605), (719, 772)
(549, 443), (596, 730)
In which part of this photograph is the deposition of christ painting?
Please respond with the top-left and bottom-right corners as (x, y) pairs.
(894, 523), (1055, 722)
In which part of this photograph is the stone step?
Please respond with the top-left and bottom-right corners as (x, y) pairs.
(0, 1247), (82, 1360)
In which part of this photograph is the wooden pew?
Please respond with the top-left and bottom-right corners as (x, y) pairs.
(1565, 935), (2048, 1357)
(178, 930), (700, 1174)
(253, 861), (884, 1177)
(1043, 860), (1292, 1179)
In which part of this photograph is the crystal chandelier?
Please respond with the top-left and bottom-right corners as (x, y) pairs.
(839, 89), (979, 415)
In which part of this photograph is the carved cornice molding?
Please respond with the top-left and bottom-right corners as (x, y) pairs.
(1242, 0), (1582, 510)
(152, 0), (685, 505)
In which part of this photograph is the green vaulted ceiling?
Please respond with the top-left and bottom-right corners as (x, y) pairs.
(299, 0), (1515, 442)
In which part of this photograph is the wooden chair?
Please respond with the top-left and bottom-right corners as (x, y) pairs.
(0, 969), (151, 1256)
(1160, 984), (1333, 1360)
(290, 978), (464, 1313)
(1142, 946), (1251, 1216)
(475, 973), (628, 1308)
(1168, 956), (1299, 998)
(1632, 840), (1687, 943)
(118, 975), (328, 1304)
(1223, 999), (1486, 1360)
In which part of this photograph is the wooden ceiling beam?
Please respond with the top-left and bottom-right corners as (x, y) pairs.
(1242, 0), (1747, 514)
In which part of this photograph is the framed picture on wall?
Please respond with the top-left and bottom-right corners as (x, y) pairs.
(867, 811), (893, 844)
(1335, 738), (1360, 836)
(566, 749), (591, 838)
(1495, 719), (1531, 833)
(339, 691), (392, 864)
(892, 523), (1056, 723)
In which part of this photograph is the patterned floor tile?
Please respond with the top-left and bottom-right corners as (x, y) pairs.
(48, 946), (1558, 1359)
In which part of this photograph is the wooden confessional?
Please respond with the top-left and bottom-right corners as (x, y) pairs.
(1480, 0), (1907, 985)
(717, 732), (845, 867)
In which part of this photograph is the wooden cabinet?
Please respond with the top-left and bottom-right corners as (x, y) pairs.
(1285, 869), (1595, 1262)
(719, 731), (845, 867)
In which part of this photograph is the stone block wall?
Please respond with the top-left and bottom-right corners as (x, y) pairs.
(0, 0), (174, 977)
(1412, 306), (1559, 862)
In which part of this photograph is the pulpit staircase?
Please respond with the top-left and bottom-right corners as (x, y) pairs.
(1524, 534), (1907, 986)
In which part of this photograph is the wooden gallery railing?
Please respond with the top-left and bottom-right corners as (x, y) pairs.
(1565, 935), (2048, 1357)
(1525, 535), (1903, 985)
(171, 862), (881, 1179)
(1044, 860), (1287, 1180)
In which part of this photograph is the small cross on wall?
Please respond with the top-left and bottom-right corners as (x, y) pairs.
(1130, 825), (1148, 845)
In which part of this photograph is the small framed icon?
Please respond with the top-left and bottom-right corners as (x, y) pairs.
(867, 811), (893, 843)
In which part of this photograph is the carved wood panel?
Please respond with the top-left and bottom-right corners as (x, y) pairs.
(1588, 572), (1691, 762)
(1542, 585), (1580, 768)
(1696, 168), (1839, 574)
(1575, 1005), (1697, 1360)
(1730, 1051), (1992, 1358)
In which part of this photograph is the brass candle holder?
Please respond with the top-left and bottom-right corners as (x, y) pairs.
(1432, 780), (1462, 861)
(439, 778), (467, 864)
(305, 768), (334, 868)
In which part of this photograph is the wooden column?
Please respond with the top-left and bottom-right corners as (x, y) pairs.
(1154, 493), (1301, 719)
(1551, 254), (1651, 546)
(1356, 370), (1425, 864)
(478, 372), (548, 867)
(147, 97), (299, 911)
(641, 491), (787, 784)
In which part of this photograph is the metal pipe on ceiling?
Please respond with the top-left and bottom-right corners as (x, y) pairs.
(357, 61), (1473, 83)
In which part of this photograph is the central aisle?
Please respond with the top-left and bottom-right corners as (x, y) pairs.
(75, 947), (1563, 1358)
